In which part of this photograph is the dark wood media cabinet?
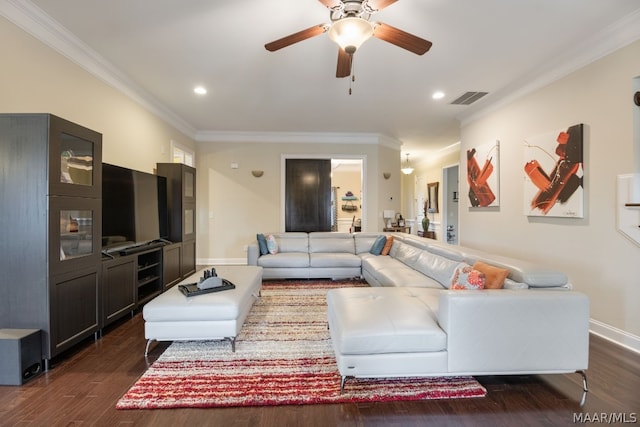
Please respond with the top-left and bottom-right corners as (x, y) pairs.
(1, 115), (198, 370)
(101, 241), (186, 328)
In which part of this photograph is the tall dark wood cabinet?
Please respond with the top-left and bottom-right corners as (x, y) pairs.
(0, 114), (102, 367)
(162, 242), (183, 290)
(157, 163), (196, 279)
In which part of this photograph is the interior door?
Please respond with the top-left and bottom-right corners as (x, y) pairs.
(285, 159), (331, 232)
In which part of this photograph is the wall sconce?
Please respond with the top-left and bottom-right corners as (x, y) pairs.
(383, 172), (391, 180)
(251, 170), (264, 178)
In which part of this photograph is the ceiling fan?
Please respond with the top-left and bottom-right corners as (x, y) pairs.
(264, 0), (432, 78)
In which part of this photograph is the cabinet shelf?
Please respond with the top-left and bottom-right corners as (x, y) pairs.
(138, 262), (160, 272)
(138, 275), (160, 287)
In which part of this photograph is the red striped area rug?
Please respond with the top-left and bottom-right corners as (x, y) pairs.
(116, 279), (486, 409)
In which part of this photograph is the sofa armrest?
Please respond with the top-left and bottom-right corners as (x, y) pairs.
(247, 244), (260, 266)
(438, 290), (590, 374)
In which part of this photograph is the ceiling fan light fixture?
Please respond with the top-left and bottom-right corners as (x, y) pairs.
(328, 17), (373, 53)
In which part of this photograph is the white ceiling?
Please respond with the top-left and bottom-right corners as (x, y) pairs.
(7, 0), (640, 160)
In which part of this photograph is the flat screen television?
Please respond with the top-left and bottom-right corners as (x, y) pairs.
(102, 163), (167, 253)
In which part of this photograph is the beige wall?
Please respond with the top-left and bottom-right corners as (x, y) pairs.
(0, 17), (196, 173)
(196, 140), (401, 263)
(402, 148), (460, 241)
(460, 39), (640, 340)
(0, 15), (402, 265)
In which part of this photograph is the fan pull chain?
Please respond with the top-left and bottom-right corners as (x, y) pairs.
(348, 56), (355, 95)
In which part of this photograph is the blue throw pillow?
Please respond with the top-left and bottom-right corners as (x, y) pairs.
(369, 235), (387, 255)
(256, 233), (269, 255)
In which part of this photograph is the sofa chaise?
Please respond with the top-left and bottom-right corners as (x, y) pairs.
(247, 231), (590, 393)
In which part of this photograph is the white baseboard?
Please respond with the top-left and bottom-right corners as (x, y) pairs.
(590, 318), (640, 354)
(196, 258), (247, 266)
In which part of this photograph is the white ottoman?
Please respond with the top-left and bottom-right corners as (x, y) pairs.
(143, 265), (263, 354)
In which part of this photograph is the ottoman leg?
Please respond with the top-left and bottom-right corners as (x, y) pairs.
(144, 339), (155, 357)
(340, 375), (353, 394)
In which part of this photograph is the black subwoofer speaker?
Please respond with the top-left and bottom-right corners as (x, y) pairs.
(0, 329), (42, 385)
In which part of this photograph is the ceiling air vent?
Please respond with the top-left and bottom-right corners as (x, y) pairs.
(450, 91), (488, 105)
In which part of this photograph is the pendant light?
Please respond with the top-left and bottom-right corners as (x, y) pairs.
(401, 153), (414, 175)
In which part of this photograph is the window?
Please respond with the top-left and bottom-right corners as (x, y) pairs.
(170, 141), (195, 167)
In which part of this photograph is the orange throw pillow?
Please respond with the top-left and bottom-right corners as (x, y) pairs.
(381, 236), (394, 256)
(472, 261), (508, 289)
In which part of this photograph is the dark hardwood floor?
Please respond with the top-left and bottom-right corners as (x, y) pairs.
(0, 311), (638, 427)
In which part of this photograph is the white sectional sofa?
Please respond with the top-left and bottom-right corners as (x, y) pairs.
(247, 231), (590, 393)
(247, 232), (363, 280)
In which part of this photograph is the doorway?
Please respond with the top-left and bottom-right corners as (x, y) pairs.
(285, 159), (332, 232)
(442, 164), (459, 244)
(282, 155), (365, 232)
(331, 159), (363, 232)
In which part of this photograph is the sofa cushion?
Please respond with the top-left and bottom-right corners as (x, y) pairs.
(375, 267), (443, 288)
(473, 261), (509, 289)
(266, 234), (278, 254)
(369, 235), (387, 255)
(450, 264), (485, 290)
(362, 256), (443, 288)
(268, 232), (309, 253)
(256, 233), (268, 255)
(309, 232), (355, 253)
(412, 251), (461, 288)
(381, 236), (394, 255)
(389, 240), (423, 267)
(426, 244), (466, 262)
(257, 252), (309, 268)
(327, 287), (447, 355)
(361, 253), (401, 271)
(354, 233), (381, 254)
(458, 247), (569, 288)
(310, 253), (361, 268)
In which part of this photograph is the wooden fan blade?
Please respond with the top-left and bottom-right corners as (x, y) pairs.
(367, 0), (398, 11)
(265, 24), (328, 52)
(318, 0), (342, 8)
(336, 48), (352, 78)
(373, 22), (432, 55)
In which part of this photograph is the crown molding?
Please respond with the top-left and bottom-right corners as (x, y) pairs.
(195, 130), (402, 149)
(458, 9), (640, 127)
(0, 0), (197, 138)
(0, 0), (404, 147)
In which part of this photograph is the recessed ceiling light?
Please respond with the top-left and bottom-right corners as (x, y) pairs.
(432, 91), (445, 100)
(194, 86), (207, 95)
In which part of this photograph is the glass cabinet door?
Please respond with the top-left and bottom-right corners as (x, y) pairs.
(49, 196), (101, 275)
(59, 208), (94, 260)
(184, 207), (195, 240)
(49, 116), (102, 198)
(183, 167), (195, 203)
(60, 133), (94, 187)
